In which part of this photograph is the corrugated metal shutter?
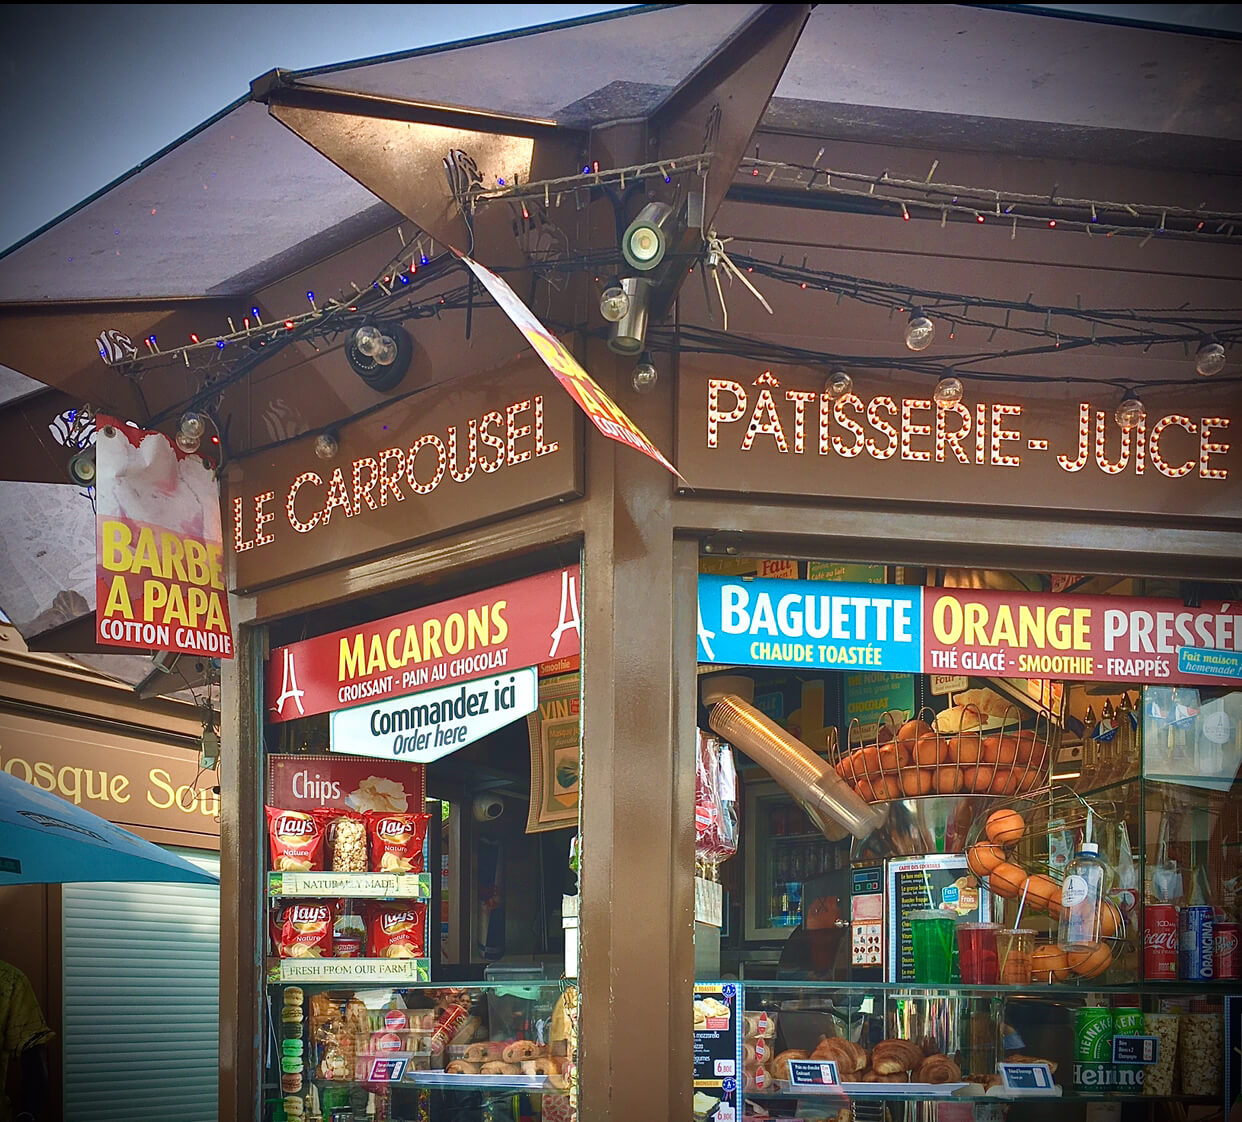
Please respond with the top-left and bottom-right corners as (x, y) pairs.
(62, 849), (220, 1121)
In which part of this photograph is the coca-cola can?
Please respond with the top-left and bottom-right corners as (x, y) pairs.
(1214, 921), (1240, 981)
(1143, 903), (1179, 980)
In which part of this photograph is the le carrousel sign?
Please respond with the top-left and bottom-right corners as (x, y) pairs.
(675, 366), (1239, 521)
(227, 363), (582, 591)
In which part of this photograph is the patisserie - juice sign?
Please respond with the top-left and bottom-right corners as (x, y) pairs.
(94, 417), (233, 658)
(675, 369), (1239, 524)
(698, 575), (1242, 685)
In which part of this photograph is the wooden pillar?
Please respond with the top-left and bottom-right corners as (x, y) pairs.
(577, 343), (696, 1119)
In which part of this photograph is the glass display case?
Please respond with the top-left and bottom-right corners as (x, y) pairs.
(736, 981), (1227, 1106)
(265, 980), (574, 1122)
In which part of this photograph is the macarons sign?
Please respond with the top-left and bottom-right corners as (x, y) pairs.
(697, 575), (1242, 685)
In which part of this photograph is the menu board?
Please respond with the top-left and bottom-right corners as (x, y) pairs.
(693, 982), (743, 1122)
(843, 672), (916, 743)
(886, 854), (991, 982)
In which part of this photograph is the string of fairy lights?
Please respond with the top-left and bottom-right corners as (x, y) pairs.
(98, 149), (1240, 463)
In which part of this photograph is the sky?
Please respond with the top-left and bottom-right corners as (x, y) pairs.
(0, 4), (630, 253)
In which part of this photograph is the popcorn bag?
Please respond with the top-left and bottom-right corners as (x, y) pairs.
(323, 809), (369, 873)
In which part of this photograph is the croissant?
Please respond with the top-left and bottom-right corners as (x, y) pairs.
(810, 1035), (865, 1074)
(771, 1049), (809, 1081)
(870, 1039), (924, 1075)
(862, 1069), (907, 1083)
(445, 1060), (480, 1074)
(520, 1058), (562, 1077)
(480, 1060), (522, 1075)
(918, 1054), (963, 1084)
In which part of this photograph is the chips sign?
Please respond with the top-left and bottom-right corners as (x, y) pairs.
(94, 418), (233, 658)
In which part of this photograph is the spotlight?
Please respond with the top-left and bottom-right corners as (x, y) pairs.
(606, 278), (652, 356)
(178, 411), (206, 440)
(826, 369), (853, 399)
(631, 352), (658, 394)
(905, 309), (935, 352)
(1195, 338), (1226, 377)
(1115, 391), (1146, 430)
(599, 278), (630, 323)
(621, 202), (676, 272)
(314, 431), (339, 460)
(67, 445), (96, 487)
(933, 375), (963, 405)
(345, 324), (412, 391)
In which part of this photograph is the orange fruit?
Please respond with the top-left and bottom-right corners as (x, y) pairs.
(1030, 943), (1071, 982)
(985, 809), (1026, 846)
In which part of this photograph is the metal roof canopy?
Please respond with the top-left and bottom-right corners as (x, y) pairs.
(1, 4), (1239, 306)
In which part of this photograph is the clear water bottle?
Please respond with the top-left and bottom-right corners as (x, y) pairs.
(1059, 841), (1108, 950)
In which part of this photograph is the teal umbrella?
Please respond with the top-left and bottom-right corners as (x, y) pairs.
(0, 768), (218, 884)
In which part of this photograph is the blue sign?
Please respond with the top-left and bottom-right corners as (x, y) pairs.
(1177, 646), (1242, 680)
(999, 1062), (1055, 1091)
(697, 576), (923, 673)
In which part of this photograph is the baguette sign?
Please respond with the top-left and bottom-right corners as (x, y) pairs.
(697, 575), (1242, 685)
(266, 566), (580, 722)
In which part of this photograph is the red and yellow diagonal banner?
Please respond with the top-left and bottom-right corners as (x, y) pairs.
(461, 255), (683, 480)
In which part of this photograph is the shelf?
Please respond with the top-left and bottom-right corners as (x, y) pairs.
(748, 1089), (1219, 1105)
(738, 979), (1230, 996)
(403, 1072), (565, 1092)
(266, 957), (430, 984)
(267, 871), (430, 899)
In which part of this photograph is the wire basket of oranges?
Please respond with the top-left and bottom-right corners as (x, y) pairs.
(964, 786), (1136, 984)
(832, 702), (1057, 803)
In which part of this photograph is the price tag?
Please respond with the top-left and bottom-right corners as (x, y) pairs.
(786, 1059), (841, 1090)
(999, 1063), (1055, 1091)
(1113, 1035), (1159, 1064)
(367, 1057), (408, 1082)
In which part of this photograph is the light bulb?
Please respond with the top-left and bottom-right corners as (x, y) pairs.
(353, 325), (383, 358)
(627, 226), (662, 265)
(600, 281), (630, 323)
(1115, 394), (1146, 430)
(826, 369), (853, 399)
(933, 376), (963, 404)
(178, 411), (206, 440)
(372, 337), (398, 366)
(1195, 339), (1226, 377)
(314, 432), (339, 460)
(631, 353), (658, 394)
(175, 430), (201, 453)
(905, 311), (935, 352)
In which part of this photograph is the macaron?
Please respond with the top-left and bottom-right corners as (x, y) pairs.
(281, 1054), (303, 1073)
(281, 1006), (303, 1023)
(281, 1072), (303, 1094)
(284, 1095), (304, 1117)
(283, 987), (304, 1006)
(282, 1039), (304, 1056)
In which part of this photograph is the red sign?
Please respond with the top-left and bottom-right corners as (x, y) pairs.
(265, 565), (581, 722)
(267, 754), (425, 811)
(923, 587), (1241, 684)
(461, 255), (684, 480)
(95, 416), (233, 658)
